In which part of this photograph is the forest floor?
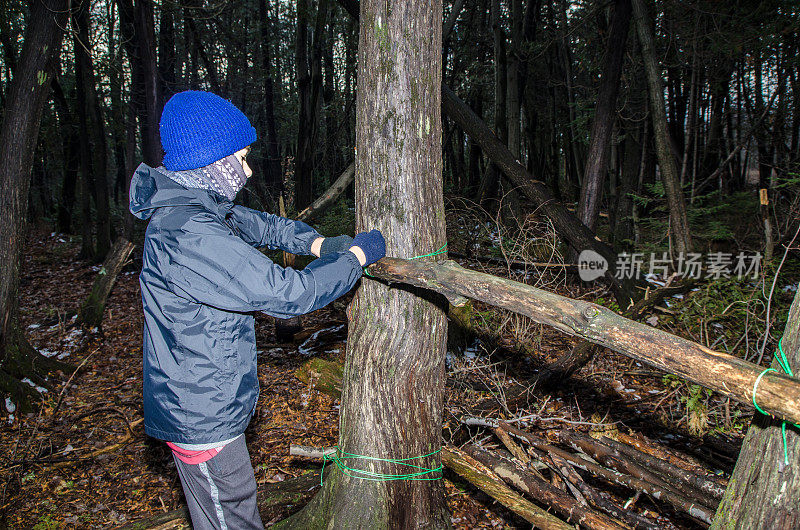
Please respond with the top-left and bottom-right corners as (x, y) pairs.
(0, 229), (755, 529)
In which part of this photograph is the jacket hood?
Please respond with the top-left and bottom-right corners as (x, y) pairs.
(129, 163), (233, 220)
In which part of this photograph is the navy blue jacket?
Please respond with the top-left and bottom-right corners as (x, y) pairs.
(130, 164), (362, 443)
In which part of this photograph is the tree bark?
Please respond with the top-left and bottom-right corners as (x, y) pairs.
(506, 0), (522, 160)
(577, 0), (632, 232)
(158, 0), (176, 99)
(283, 0), (450, 526)
(631, 0), (692, 254)
(712, 287), (800, 528)
(478, 0), (507, 210)
(50, 79), (78, 235)
(118, 0), (161, 167)
(0, 0), (69, 411)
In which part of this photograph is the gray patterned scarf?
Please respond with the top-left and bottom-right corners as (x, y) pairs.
(160, 154), (248, 201)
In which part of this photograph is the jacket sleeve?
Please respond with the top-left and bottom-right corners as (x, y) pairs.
(227, 205), (321, 255)
(162, 212), (362, 318)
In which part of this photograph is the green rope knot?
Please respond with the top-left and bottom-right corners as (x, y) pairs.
(362, 243), (448, 278)
(752, 337), (800, 465)
(320, 447), (443, 485)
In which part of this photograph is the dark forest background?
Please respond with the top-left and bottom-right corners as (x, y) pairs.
(2, 0), (798, 261)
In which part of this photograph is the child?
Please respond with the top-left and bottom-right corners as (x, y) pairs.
(129, 90), (385, 529)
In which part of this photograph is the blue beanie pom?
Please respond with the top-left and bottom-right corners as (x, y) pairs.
(160, 91), (257, 171)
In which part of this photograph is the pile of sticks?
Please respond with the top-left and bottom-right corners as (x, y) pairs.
(449, 417), (726, 529)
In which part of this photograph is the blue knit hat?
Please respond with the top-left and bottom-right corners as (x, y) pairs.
(160, 91), (257, 171)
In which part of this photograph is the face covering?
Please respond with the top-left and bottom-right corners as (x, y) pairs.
(160, 154), (248, 201)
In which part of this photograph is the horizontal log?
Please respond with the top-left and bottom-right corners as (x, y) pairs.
(490, 422), (716, 525)
(441, 446), (574, 530)
(296, 162), (354, 223)
(463, 444), (630, 530)
(546, 451), (662, 530)
(552, 430), (716, 507)
(596, 435), (725, 500)
(368, 257), (800, 424)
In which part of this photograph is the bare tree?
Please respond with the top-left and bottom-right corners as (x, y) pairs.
(0, 0), (70, 410)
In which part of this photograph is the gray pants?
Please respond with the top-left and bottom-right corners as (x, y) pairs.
(173, 436), (264, 530)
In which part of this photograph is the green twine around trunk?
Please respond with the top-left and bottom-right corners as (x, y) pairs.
(320, 447), (443, 485)
(362, 243), (448, 278)
(752, 337), (800, 465)
(333, 244), (448, 483)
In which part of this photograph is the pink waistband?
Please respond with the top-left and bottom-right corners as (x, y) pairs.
(166, 442), (222, 465)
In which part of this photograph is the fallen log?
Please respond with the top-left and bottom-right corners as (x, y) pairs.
(441, 445), (574, 529)
(552, 430), (718, 506)
(546, 452), (663, 530)
(78, 237), (135, 328)
(530, 280), (698, 392)
(463, 444), (630, 530)
(597, 435), (725, 500)
(295, 162), (354, 223)
(615, 431), (724, 484)
(367, 257), (800, 424)
(482, 421), (716, 525)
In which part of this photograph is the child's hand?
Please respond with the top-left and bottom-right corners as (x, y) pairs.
(350, 230), (386, 266)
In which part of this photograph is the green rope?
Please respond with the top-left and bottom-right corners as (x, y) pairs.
(752, 338), (799, 465)
(362, 243), (448, 278)
(320, 447), (443, 485)
(408, 243), (448, 261)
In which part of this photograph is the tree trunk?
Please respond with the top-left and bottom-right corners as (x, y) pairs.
(712, 287), (800, 528)
(295, 0), (327, 211)
(158, 0), (176, 99)
(118, 0), (161, 167)
(478, 0), (507, 210)
(0, 0), (70, 412)
(284, 0), (450, 526)
(610, 118), (642, 246)
(73, 0), (112, 260)
(631, 0), (692, 255)
(576, 0), (631, 232)
(558, 0), (584, 193)
(50, 79), (78, 235)
(260, 0), (283, 194)
(507, 0), (522, 160)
